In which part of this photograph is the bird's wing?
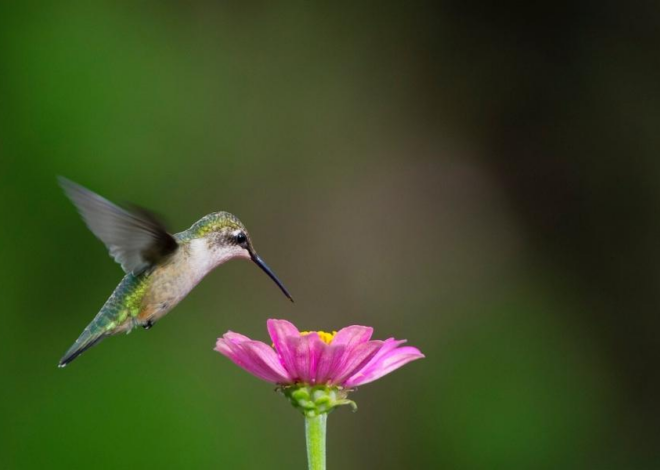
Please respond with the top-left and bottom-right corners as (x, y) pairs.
(59, 177), (178, 275)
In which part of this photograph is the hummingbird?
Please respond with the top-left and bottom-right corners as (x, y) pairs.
(57, 177), (293, 367)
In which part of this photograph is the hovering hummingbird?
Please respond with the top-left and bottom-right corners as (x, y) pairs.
(57, 177), (293, 367)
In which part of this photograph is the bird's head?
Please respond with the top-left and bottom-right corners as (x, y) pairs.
(187, 212), (293, 301)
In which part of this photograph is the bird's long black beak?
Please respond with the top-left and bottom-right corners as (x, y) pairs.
(250, 251), (294, 302)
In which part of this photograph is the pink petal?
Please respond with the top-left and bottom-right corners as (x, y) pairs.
(215, 335), (291, 384)
(344, 339), (424, 387)
(331, 325), (373, 349)
(330, 340), (384, 385)
(267, 319), (302, 377)
(354, 338), (407, 368)
(282, 333), (327, 383)
(267, 319), (300, 346)
(314, 343), (346, 384)
(222, 331), (253, 344)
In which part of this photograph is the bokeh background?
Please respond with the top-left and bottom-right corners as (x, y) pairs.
(1, 2), (659, 469)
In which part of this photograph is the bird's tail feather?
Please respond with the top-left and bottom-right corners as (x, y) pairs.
(58, 329), (108, 368)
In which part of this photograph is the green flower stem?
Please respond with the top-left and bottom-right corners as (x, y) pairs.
(281, 385), (355, 470)
(305, 413), (327, 470)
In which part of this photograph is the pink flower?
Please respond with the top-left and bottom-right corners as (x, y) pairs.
(215, 319), (424, 387)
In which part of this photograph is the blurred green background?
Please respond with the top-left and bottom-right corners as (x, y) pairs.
(1, 2), (659, 469)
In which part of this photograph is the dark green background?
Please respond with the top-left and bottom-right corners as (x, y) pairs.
(2, 2), (658, 469)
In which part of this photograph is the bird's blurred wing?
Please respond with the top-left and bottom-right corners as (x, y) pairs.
(59, 177), (178, 275)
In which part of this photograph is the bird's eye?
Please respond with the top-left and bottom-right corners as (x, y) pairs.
(235, 232), (247, 245)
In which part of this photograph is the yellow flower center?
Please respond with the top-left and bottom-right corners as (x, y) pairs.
(300, 330), (337, 345)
